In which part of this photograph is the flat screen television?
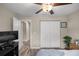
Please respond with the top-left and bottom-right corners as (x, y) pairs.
(0, 31), (18, 43)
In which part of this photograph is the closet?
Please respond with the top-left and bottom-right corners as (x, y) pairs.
(40, 21), (60, 48)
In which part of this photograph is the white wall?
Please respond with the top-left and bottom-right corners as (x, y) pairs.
(0, 5), (14, 31)
(16, 10), (79, 49)
(68, 11), (79, 42)
(13, 10), (79, 49)
(28, 11), (79, 49)
(27, 15), (69, 49)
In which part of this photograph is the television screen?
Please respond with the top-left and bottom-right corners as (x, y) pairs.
(0, 31), (18, 43)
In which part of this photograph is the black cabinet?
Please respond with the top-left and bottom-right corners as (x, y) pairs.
(0, 42), (18, 56)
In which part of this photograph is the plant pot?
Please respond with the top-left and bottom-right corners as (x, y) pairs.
(65, 44), (70, 50)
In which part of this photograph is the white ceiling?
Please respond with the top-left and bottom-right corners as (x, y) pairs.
(2, 3), (79, 17)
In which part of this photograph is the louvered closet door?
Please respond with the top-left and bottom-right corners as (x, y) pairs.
(40, 21), (60, 48)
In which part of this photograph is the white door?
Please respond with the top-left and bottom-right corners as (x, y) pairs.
(40, 21), (60, 48)
(13, 17), (23, 49)
(13, 17), (20, 31)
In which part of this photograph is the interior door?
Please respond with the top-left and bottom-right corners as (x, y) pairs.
(40, 21), (60, 48)
(13, 17), (23, 49)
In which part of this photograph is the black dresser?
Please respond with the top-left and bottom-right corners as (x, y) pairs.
(0, 31), (18, 56)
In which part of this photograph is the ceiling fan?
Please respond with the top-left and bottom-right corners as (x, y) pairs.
(35, 3), (72, 15)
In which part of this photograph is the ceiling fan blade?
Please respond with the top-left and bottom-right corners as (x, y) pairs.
(54, 3), (72, 6)
(49, 10), (54, 15)
(34, 3), (42, 5)
(35, 9), (43, 14)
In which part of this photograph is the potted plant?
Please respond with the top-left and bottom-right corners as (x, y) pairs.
(63, 35), (72, 49)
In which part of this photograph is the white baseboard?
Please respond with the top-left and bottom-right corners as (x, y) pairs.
(30, 47), (40, 49)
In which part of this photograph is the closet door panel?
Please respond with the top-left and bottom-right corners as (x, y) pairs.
(40, 21), (60, 48)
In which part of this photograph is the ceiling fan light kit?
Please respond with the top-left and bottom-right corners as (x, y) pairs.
(42, 3), (53, 12)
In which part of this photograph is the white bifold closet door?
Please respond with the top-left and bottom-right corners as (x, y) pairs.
(40, 21), (60, 48)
